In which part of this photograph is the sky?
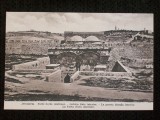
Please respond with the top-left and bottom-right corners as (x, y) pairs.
(6, 12), (153, 33)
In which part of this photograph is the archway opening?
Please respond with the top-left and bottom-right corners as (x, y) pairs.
(64, 73), (71, 83)
(77, 52), (100, 71)
(57, 52), (77, 67)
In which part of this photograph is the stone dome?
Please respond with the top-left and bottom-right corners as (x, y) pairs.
(85, 36), (100, 42)
(69, 35), (84, 41)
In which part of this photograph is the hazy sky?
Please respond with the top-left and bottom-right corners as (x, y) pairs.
(6, 12), (153, 33)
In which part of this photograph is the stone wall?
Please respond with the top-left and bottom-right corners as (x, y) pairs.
(79, 61), (132, 77)
(46, 70), (61, 82)
(116, 45), (153, 59)
(121, 58), (153, 68)
(12, 57), (50, 71)
(5, 36), (62, 55)
(13, 69), (55, 73)
(70, 71), (80, 82)
(79, 71), (132, 77)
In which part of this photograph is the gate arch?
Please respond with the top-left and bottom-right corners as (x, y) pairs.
(57, 52), (77, 66)
(78, 51), (100, 66)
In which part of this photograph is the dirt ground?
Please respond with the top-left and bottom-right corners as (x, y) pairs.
(5, 71), (153, 102)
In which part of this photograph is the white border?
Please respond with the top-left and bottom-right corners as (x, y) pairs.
(4, 101), (153, 110)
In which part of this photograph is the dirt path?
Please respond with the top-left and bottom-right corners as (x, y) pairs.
(15, 79), (153, 101)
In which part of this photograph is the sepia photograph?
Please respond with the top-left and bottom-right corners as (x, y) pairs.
(4, 12), (153, 110)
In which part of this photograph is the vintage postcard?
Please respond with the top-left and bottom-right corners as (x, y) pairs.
(4, 12), (153, 110)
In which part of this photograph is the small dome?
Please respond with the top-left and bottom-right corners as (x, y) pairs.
(85, 36), (100, 42)
(68, 35), (84, 41)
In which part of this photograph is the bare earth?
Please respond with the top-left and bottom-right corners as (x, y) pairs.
(5, 72), (153, 101)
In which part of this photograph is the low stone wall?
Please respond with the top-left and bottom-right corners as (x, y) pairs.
(14, 69), (55, 73)
(79, 71), (132, 77)
(70, 71), (80, 82)
(78, 61), (132, 77)
(46, 70), (61, 82)
(12, 57), (50, 71)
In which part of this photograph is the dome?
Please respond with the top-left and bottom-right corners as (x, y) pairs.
(68, 35), (84, 41)
(85, 36), (100, 42)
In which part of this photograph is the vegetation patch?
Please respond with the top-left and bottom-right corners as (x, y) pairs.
(79, 77), (153, 91)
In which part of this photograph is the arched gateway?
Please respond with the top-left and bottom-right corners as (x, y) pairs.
(48, 46), (111, 66)
(48, 46), (111, 83)
(64, 73), (70, 83)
